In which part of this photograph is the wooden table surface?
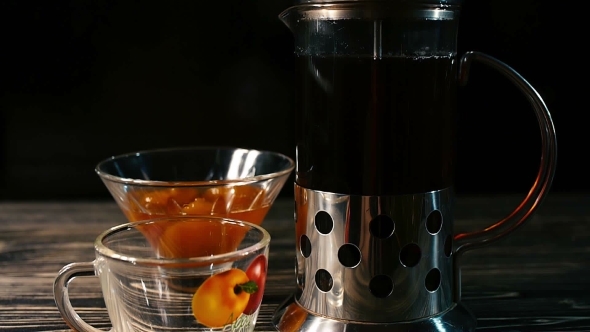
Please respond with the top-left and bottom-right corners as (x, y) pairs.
(1, 194), (589, 331)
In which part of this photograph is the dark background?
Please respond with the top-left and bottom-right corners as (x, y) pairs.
(0, 0), (584, 201)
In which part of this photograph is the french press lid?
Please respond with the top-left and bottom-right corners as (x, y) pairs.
(285, 0), (462, 21)
(294, 0), (463, 4)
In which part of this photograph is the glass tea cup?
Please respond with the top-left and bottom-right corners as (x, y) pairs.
(95, 147), (295, 226)
(54, 216), (271, 332)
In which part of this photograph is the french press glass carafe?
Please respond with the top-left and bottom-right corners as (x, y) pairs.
(273, 1), (557, 331)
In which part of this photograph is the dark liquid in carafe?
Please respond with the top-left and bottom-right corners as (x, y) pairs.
(295, 55), (457, 196)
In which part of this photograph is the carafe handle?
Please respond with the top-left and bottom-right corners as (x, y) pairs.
(454, 51), (558, 256)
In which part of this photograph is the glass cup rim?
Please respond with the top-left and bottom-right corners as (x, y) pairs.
(94, 216), (271, 266)
(94, 146), (295, 187)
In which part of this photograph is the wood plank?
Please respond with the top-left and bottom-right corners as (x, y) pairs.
(0, 195), (588, 331)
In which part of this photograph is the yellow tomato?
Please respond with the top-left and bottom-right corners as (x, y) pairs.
(277, 302), (308, 332)
(167, 188), (199, 205)
(182, 197), (214, 215)
(157, 220), (246, 259)
(192, 268), (258, 328)
(203, 185), (264, 212)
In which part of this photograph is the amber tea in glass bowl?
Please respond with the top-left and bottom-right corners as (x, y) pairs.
(96, 147), (294, 227)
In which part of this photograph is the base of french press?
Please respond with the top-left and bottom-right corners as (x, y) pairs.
(272, 293), (477, 332)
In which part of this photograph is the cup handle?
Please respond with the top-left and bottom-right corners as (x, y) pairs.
(454, 51), (558, 256)
(53, 262), (104, 332)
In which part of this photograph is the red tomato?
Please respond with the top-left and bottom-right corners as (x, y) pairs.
(243, 255), (268, 315)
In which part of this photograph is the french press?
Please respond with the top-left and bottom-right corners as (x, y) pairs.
(272, 0), (557, 331)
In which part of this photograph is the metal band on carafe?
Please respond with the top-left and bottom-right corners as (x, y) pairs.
(294, 184), (454, 322)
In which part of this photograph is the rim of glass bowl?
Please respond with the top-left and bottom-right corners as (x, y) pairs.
(95, 146), (295, 187)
